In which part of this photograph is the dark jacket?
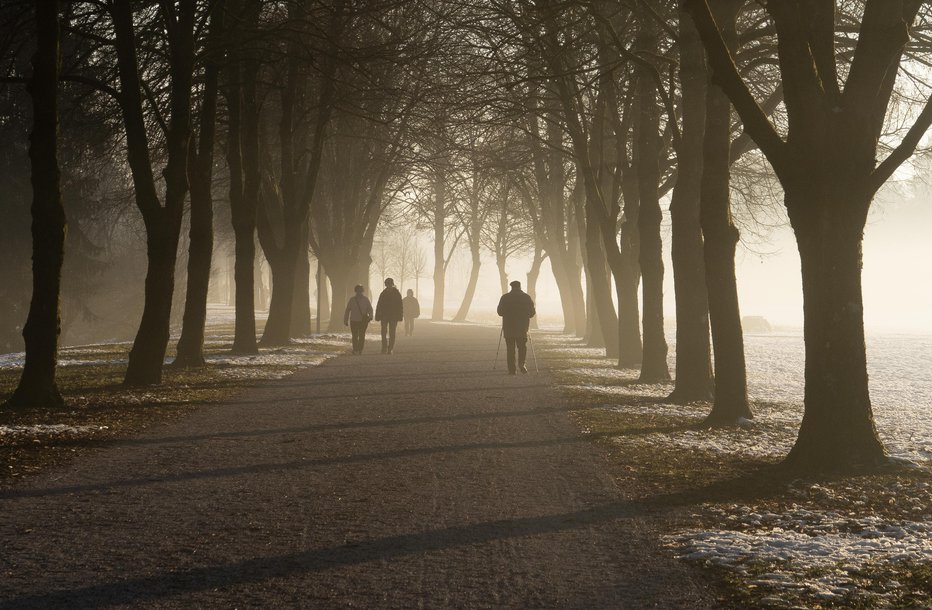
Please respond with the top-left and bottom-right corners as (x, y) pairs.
(375, 286), (404, 322)
(402, 295), (420, 319)
(497, 289), (536, 339)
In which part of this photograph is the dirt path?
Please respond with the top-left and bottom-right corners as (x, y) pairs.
(0, 323), (719, 609)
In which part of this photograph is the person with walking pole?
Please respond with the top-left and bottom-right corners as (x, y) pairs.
(496, 280), (536, 375)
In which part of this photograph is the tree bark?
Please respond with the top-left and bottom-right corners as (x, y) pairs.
(526, 246), (545, 330)
(583, 206), (618, 354)
(175, 3), (223, 368)
(290, 229), (311, 336)
(327, 268), (350, 331)
(431, 177), (446, 321)
(564, 211), (587, 337)
(117, 0), (195, 386)
(452, 241), (481, 322)
(668, 9), (713, 402)
(634, 40), (670, 383)
(700, 0), (750, 425)
(4, 0), (66, 409)
(225, 0), (261, 355)
(616, 172), (642, 367)
(785, 195), (883, 467)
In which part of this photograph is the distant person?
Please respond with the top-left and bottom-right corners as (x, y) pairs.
(343, 284), (373, 355)
(497, 280), (536, 375)
(375, 278), (404, 354)
(402, 289), (421, 336)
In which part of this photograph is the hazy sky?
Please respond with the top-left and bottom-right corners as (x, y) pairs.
(730, 187), (932, 333)
(423, 184), (932, 335)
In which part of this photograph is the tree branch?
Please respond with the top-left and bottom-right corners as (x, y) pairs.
(684, 0), (787, 177)
(869, 94), (932, 193)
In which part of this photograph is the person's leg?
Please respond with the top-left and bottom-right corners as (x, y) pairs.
(410, 318), (415, 336)
(360, 322), (368, 353)
(505, 337), (517, 374)
(351, 321), (364, 353)
(517, 337), (528, 373)
(388, 321), (397, 353)
(381, 320), (388, 353)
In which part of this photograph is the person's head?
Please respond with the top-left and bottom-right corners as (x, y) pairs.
(406, 289), (414, 296)
(510, 280), (521, 292)
(384, 278), (395, 287)
(354, 284), (364, 294)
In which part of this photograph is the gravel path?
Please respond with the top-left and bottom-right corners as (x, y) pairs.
(0, 323), (719, 608)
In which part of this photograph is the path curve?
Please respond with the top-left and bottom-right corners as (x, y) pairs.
(0, 323), (719, 608)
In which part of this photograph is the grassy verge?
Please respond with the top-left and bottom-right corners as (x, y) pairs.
(0, 323), (349, 485)
(540, 333), (932, 609)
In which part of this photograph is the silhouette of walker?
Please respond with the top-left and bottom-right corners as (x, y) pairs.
(402, 289), (420, 336)
(496, 280), (536, 375)
(343, 285), (373, 355)
(375, 278), (404, 354)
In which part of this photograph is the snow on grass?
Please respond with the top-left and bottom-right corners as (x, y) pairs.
(667, 502), (932, 606)
(0, 424), (110, 436)
(546, 331), (932, 464)
(544, 331), (932, 606)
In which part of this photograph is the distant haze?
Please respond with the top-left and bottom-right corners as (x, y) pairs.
(414, 188), (932, 336)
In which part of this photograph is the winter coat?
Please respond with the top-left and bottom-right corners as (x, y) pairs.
(375, 286), (404, 323)
(402, 295), (421, 319)
(497, 289), (536, 339)
(343, 294), (373, 325)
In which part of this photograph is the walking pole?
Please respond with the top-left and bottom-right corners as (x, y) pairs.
(528, 334), (540, 373)
(492, 327), (503, 371)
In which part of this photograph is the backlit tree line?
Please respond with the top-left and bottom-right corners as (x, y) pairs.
(3, 0), (932, 471)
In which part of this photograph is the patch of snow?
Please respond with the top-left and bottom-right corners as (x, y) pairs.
(545, 331), (932, 464)
(0, 424), (109, 436)
(667, 506), (932, 605)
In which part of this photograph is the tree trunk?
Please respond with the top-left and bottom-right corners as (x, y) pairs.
(173, 163), (214, 368)
(125, 236), (180, 386)
(564, 218), (587, 336)
(119, 0), (195, 386)
(175, 5), (222, 368)
(290, 234), (311, 336)
(327, 269), (350, 332)
(260, 229), (300, 345)
(226, 33), (260, 355)
(526, 247), (544, 330)
(668, 9), (713, 402)
(785, 193), (884, 468)
(634, 58), (670, 383)
(255, 254), (268, 311)
(452, 243), (480, 322)
(4, 0), (65, 410)
(496, 256), (508, 295)
(431, 185), (446, 321)
(616, 173), (642, 367)
(700, 2), (750, 425)
(584, 212), (617, 354)
(549, 255), (577, 334)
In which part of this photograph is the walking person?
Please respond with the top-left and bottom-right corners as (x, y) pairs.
(497, 280), (536, 375)
(343, 285), (373, 354)
(402, 289), (420, 336)
(375, 278), (403, 354)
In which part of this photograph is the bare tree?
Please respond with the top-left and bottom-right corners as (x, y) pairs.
(687, 0), (932, 468)
(4, 0), (66, 409)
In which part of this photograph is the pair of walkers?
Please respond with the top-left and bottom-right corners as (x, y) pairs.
(343, 278), (420, 355)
